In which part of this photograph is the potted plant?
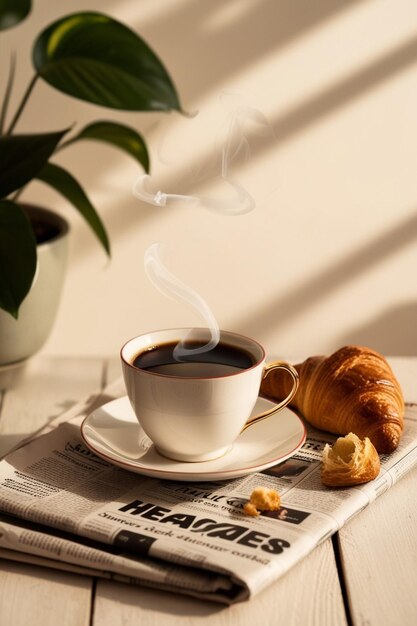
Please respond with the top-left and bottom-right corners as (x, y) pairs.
(0, 2), (181, 383)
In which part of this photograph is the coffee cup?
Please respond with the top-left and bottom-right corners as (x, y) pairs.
(121, 328), (299, 462)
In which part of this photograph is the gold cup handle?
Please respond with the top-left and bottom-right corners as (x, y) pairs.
(240, 361), (299, 433)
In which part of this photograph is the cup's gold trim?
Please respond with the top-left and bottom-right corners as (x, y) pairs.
(240, 361), (299, 432)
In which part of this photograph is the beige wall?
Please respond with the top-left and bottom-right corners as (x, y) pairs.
(3, 0), (417, 358)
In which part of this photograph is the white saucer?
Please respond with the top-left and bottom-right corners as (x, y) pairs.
(81, 396), (306, 482)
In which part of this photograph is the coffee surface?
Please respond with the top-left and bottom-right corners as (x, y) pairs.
(132, 340), (256, 377)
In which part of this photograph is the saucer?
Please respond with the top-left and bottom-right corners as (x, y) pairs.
(81, 396), (306, 482)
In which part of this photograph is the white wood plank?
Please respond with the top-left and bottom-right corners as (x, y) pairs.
(0, 355), (104, 626)
(0, 560), (91, 626)
(0, 355), (104, 458)
(93, 539), (347, 626)
(338, 464), (417, 626)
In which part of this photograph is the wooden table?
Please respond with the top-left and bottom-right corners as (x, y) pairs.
(0, 355), (416, 626)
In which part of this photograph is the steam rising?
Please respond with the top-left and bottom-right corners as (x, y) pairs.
(139, 101), (272, 358)
(133, 174), (254, 214)
(144, 243), (220, 360)
(133, 104), (272, 215)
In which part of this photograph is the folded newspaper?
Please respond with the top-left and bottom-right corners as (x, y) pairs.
(0, 377), (417, 604)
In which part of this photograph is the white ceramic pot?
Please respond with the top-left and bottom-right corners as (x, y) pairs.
(0, 205), (69, 385)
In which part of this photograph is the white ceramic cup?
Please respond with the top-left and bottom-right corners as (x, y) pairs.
(121, 328), (299, 462)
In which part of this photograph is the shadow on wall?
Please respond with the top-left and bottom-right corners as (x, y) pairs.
(97, 11), (417, 250)
(153, 27), (417, 194)
(16, 0), (375, 248)
(14, 0), (417, 264)
(139, 0), (366, 103)
(236, 209), (417, 340)
(338, 302), (417, 356)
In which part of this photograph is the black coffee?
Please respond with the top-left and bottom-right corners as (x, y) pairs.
(132, 340), (256, 377)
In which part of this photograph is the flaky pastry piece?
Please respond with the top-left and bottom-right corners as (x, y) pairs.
(261, 345), (404, 453)
(321, 433), (380, 487)
(243, 487), (280, 517)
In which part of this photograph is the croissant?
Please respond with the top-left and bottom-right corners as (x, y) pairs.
(261, 345), (404, 453)
(321, 433), (380, 487)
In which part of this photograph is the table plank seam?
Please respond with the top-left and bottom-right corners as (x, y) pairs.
(89, 577), (98, 626)
(331, 534), (354, 626)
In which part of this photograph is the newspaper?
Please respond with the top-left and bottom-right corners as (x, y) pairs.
(0, 378), (417, 604)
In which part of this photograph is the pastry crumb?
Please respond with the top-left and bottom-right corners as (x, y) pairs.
(243, 487), (280, 516)
(321, 432), (380, 487)
(243, 502), (260, 517)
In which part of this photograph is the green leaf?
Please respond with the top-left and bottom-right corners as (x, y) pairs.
(0, 0), (31, 31)
(0, 129), (69, 198)
(36, 163), (110, 256)
(33, 12), (181, 112)
(69, 121), (149, 173)
(0, 200), (37, 318)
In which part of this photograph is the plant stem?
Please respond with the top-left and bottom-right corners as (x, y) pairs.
(5, 73), (39, 135)
(0, 52), (16, 134)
